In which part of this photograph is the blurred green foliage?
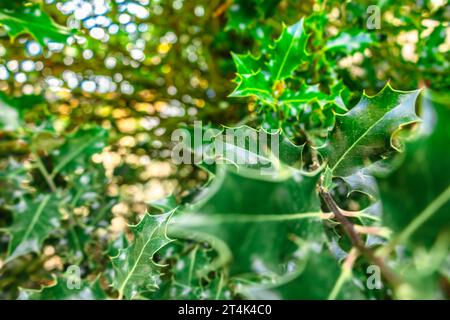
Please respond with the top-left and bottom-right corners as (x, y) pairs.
(0, 0), (448, 300)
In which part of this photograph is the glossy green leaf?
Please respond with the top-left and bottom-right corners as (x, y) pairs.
(5, 194), (61, 262)
(111, 212), (173, 299)
(179, 125), (305, 171)
(240, 249), (364, 299)
(230, 18), (310, 106)
(0, 4), (71, 46)
(229, 70), (274, 104)
(169, 127), (323, 277)
(170, 166), (323, 277)
(231, 52), (262, 75)
(225, 0), (280, 33)
(318, 84), (421, 177)
(377, 90), (450, 247)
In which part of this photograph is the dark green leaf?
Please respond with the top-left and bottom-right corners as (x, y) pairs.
(5, 194), (61, 262)
(377, 90), (450, 247)
(319, 84), (421, 177)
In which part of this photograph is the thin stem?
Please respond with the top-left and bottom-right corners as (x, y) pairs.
(215, 272), (225, 300)
(328, 248), (359, 300)
(310, 147), (320, 170)
(354, 225), (391, 238)
(188, 245), (199, 285)
(379, 184), (450, 257)
(33, 152), (57, 193)
(305, 136), (320, 171)
(212, 0), (232, 17)
(319, 188), (402, 290)
(398, 185), (450, 243)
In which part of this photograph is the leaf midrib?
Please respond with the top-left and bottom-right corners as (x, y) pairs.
(20, 195), (51, 246)
(331, 108), (391, 173)
(0, 10), (66, 37)
(176, 212), (323, 225)
(236, 87), (271, 96)
(118, 227), (158, 296)
(274, 22), (303, 81)
(174, 211), (378, 226)
(51, 134), (102, 177)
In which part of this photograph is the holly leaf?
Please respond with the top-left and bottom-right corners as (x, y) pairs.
(326, 30), (375, 54)
(18, 278), (107, 300)
(229, 52), (268, 101)
(111, 212), (173, 299)
(240, 249), (363, 299)
(178, 125), (305, 171)
(229, 70), (274, 104)
(318, 84), (421, 178)
(0, 4), (71, 46)
(225, 0), (280, 33)
(266, 18), (309, 81)
(149, 242), (229, 300)
(280, 82), (349, 113)
(50, 127), (108, 177)
(231, 52), (262, 75)
(5, 194), (61, 262)
(279, 84), (330, 109)
(340, 168), (379, 199)
(377, 90), (450, 247)
(230, 18), (310, 104)
(169, 127), (323, 277)
(225, 1), (257, 33)
(151, 194), (178, 212)
(0, 92), (43, 131)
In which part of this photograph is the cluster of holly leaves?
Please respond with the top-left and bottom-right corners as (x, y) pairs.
(0, 1), (449, 300)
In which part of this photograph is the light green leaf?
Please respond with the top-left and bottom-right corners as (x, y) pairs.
(229, 70), (274, 104)
(231, 52), (262, 75)
(326, 30), (375, 54)
(18, 278), (107, 300)
(279, 82), (349, 113)
(0, 4), (71, 46)
(111, 212), (173, 299)
(230, 18), (310, 105)
(266, 18), (309, 81)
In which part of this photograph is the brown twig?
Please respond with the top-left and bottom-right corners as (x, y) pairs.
(213, 0), (233, 18)
(319, 188), (402, 290)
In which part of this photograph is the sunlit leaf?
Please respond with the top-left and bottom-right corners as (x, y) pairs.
(0, 4), (71, 46)
(111, 212), (173, 299)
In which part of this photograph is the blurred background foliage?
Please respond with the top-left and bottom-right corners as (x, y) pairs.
(0, 0), (448, 299)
